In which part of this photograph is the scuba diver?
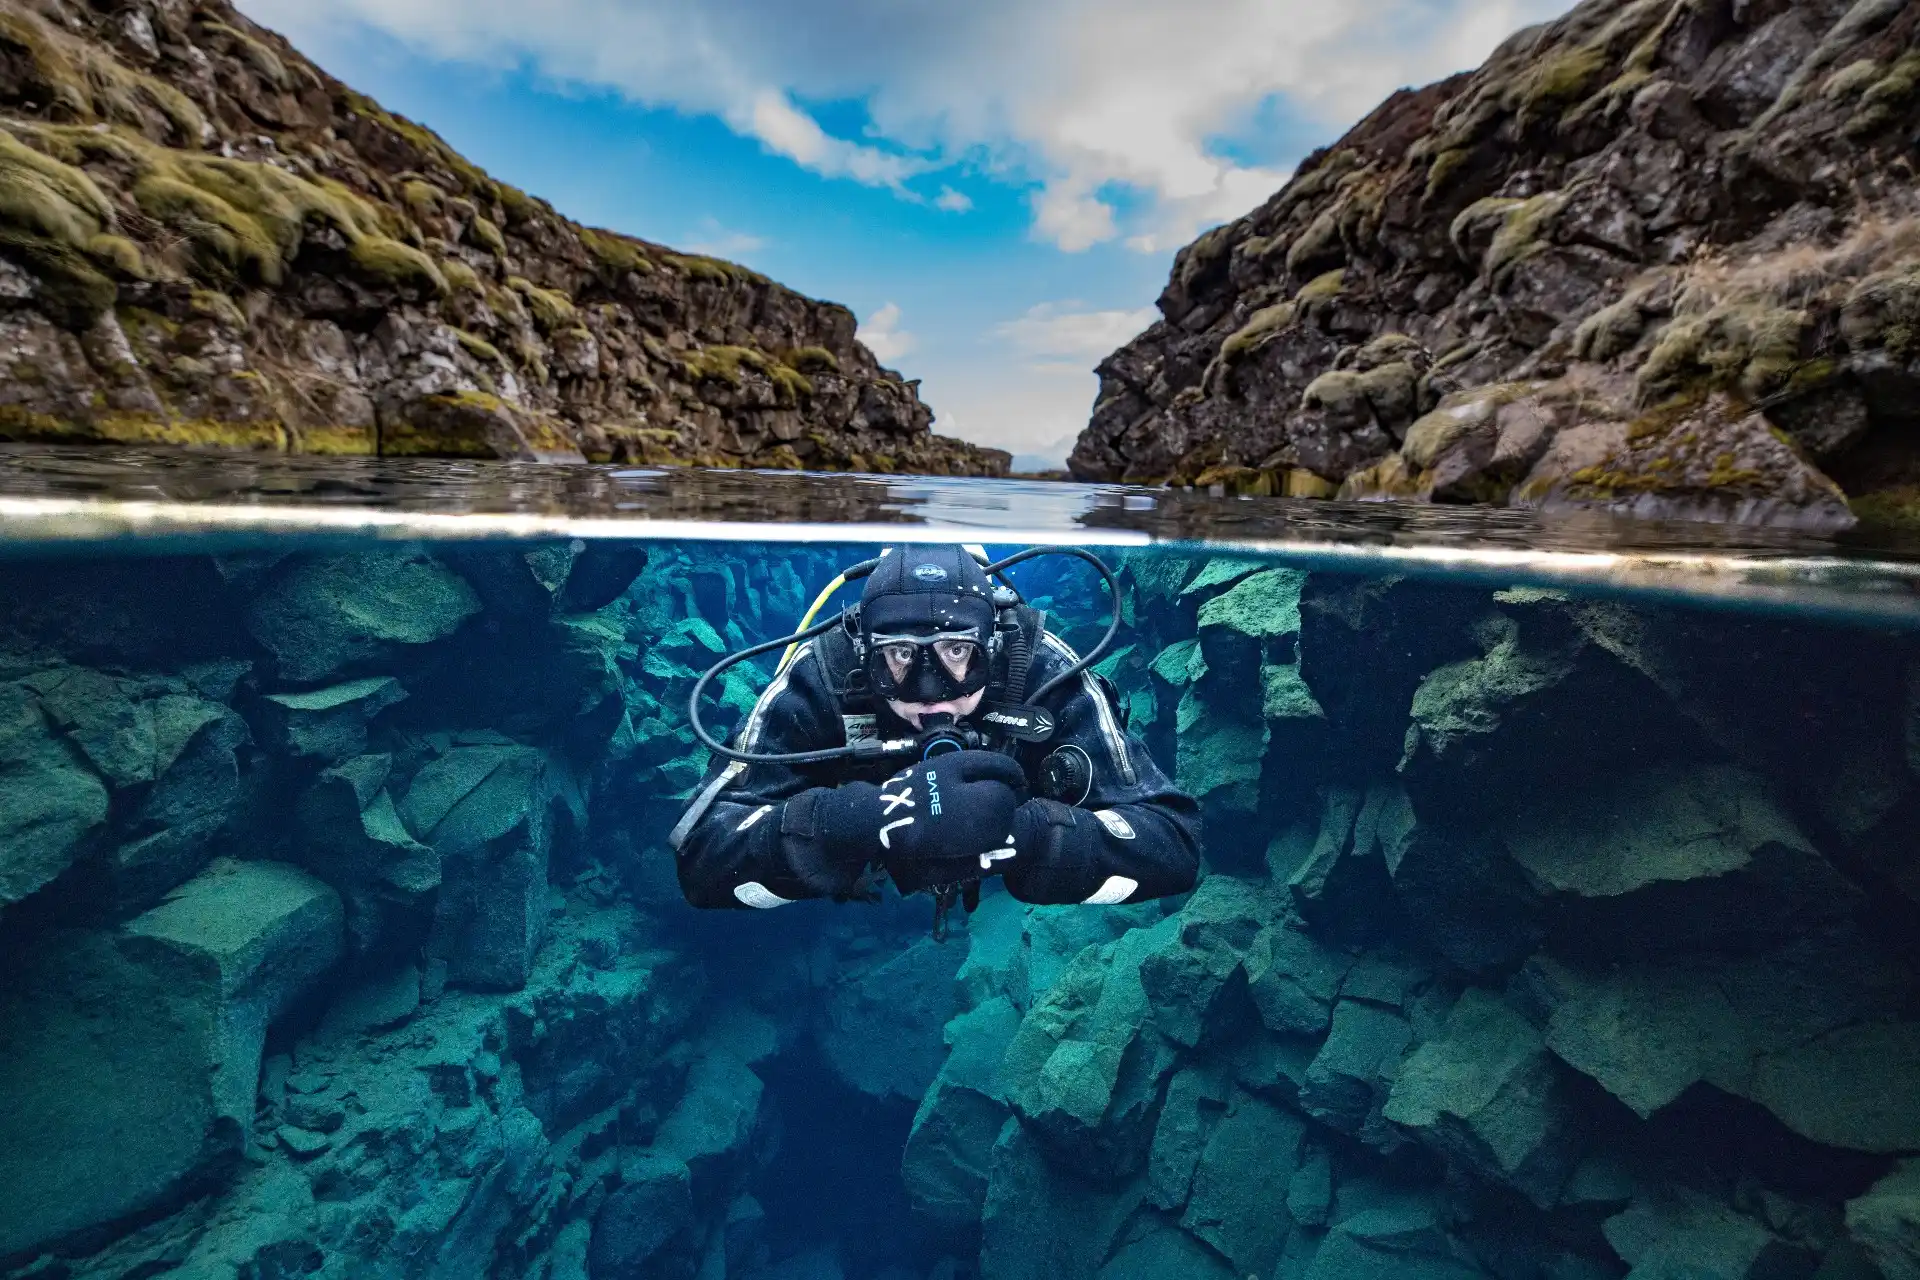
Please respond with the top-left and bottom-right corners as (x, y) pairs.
(671, 544), (1201, 934)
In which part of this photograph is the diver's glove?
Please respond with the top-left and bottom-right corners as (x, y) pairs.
(817, 750), (1028, 892)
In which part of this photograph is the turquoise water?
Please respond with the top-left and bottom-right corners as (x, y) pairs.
(0, 450), (1916, 1280)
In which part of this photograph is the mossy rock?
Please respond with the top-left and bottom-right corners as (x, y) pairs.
(467, 215), (506, 256)
(1221, 302), (1296, 363)
(508, 276), (576, 331)
(580, 227), (654, 276)
(0, 8), (205, 143)
(346, 236), (446, 296)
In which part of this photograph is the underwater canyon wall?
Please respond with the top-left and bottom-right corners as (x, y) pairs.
(0, 541), (1915, 1280)
(1075, 0), (1920, 530)
(0, 0), (1005, 475)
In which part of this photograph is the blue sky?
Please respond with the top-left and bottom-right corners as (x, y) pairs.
(238, 0), (1571, 467)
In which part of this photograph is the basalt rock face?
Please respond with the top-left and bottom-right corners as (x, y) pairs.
(908, 551), (1920, 1280)
(0, 0), (1005, 476)
(1074, 0), (1920, 528)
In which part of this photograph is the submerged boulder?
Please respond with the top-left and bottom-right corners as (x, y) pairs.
(1848, 1161), (1920, 1280)
(1000, 915), (1181, 1178)
(402, 743), (561, 991)
(0, 860), (341, 1259)
(821, 935), (964, 1106)
(904, 996), (1024, 1232)
(1384, 988), (1580, 1208)
(258, 677), (407, 761)
(1179, 1088), (1306, 1276)
(245, 549), (482, 683)
(0, 679), (110, 907)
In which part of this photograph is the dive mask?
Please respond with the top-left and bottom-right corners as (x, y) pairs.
(867, 629), (989, 703)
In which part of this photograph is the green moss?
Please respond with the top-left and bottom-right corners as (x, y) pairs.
(787, 346), (841, 374)
(0, 9), (205, 143)
(1850, 486), (1920, 534)
(454, 328), (504, 364)
(347, 236), (447, 295)
(468, 215), (506, 256)
(401, 179), (443, 220)
(1637, 303), (1808, 402)
(0, 404), (85, 442)
(296, 424), (378, 456)
(580, 227), (655, 275)
(1221, 302), (1296, 363)
(92, 414), (290, 450)
(1825, 59), (1882, 99)
(679, 345), (812, 403)
(1842, 264), (1920, 360)
(340, 91), (497, 201)
(1424, 147), (1473, 201)
(0, 129), (116, 248)
(1861, 53), (1920, 109)
(508, 276), (576, 331)
(496, 183), (545, 227)
(1295, 270), (1346, 305)
(664, 252), (767, 286)
(187, 289), (247, 330)
(133, 150), (385, 286)
(440, 258), (481, 293)
(195, 20), (289, 89)
(1485, 192), (1568, 281)
(1511, 45), (1608, 124)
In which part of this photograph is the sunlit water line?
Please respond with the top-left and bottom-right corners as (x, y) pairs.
(0, 494), (1917, 629)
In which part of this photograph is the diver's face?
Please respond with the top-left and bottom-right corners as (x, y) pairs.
(887, 688), (985, 729)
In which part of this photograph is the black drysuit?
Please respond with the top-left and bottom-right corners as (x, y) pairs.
(671, 634), (1201, 910)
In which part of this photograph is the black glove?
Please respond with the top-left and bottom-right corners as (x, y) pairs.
(817, 750), (1028, 893)
(1003, 798), (1094, 904)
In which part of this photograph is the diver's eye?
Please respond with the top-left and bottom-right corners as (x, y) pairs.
(879, 643), (917, 681)
(933, 640), (977, 679)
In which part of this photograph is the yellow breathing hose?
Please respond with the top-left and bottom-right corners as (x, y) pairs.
(776, 572), (849, 675)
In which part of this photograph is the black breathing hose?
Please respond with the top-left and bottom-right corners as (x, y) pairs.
(686, 546), (1122, 768)
(980, 546), (1122, 704)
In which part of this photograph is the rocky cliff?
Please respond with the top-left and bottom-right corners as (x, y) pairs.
(0, 0), (1006, 474)
(1073, 0), (1920, 528)
(1, 533), (1915, 1280)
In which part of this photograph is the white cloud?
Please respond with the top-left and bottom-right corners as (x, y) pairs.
(683, 218), (767, 260)
(933, 186), (973, 213)
(857, 302), (913, 363)
(996, 303), (1158, 362)
(240, 0), (1576, 253)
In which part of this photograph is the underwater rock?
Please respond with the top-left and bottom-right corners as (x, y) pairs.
(903, 996), (1024, 1233)
(1289, 784), (1397, 942)
(1179, 1088), (1306, 1276)
(258, 677), (407, 761)
(1137, 874), (1278, 1047)
(999, 916), (1181, 1179)
(402, 743), (559, 991)
(978, 1119), (1146, 1280)
(1384, 988), (1580, 1208)
(1304, 1207), (1490, 1280)
(1244, 913), (1354, 1038)
(1098, 1217), (1236, 1280)
(110, 695), (253, 911)
(1194, 567), (1304, 687)
(820, 935), (964, 1106)
(0, 678), (110, 907)
(245, 550), (482, 683)
(0, 860), (341, 1259)
(1848, 1161), (1920, 1280)
(295, 754), (439, 960)
(1298, 999), (1413, 1146)
(1146, 1065), (1230, 1212)
(589, 1152), (695, 1279)
(1603, 1191), (1813, 1280)
(1503, 764), (1863, 959)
